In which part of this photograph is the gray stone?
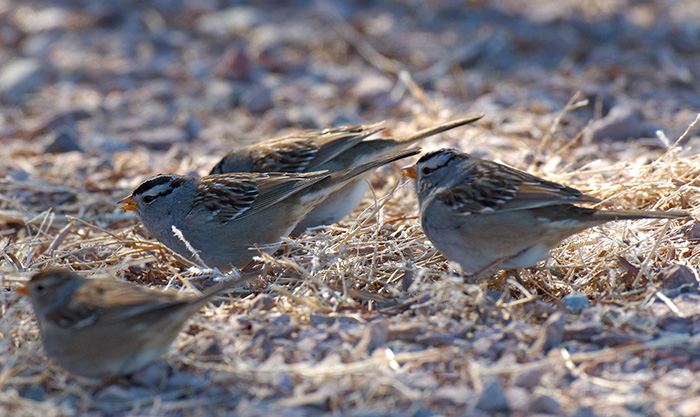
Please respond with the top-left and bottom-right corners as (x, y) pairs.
(21, 384), (45, 402)
(204, 80), (240, 110)
(21, 33), (60, 57)
(531, 312), (566, 354)
(475, 381), (510, 413)
(572, 406), (600, 417)
(165, 370), (207, 390)
(656, 264), (697, 291)
(178, 112), (201, 141)
(197, 7), (263, 36)
(98, 137), (131, 153)
(215, 45), (253, 81)
(242, 85), (274, 114)
(128, 361), (169, 386)
(44, 130), (83, 154)
(355, 320), (389, 354)
(434, 385), (471, 405)
(514, 368), (546, 388)
(530, 395), (561, 414)
(677, 397), (700, 417)
(135, 127), (188, 150)
(9, 169), (30, 181)
(681, 221), (700, 241)
(353, 74), (394, 110)
(415, 332), (455, 347)
(563, 291), (591, 314)
(310, 314), (336, 326)
(0, 58), (46, 104)
(583, 105), (658, 143)
(248, 293), (275, 311)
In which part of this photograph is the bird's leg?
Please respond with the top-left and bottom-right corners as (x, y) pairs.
(505, 270), (537, 302)
(455, 256), (510, 282)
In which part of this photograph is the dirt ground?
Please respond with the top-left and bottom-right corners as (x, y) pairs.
(1, 1), (699, 416)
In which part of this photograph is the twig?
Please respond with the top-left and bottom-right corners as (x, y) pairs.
(66, 215), (128, 241)
(632, 219), (672, 287)
(654, 290), (687, 318)
(47, 220), (74, 254)
(479, 334), (691, 375)
(530, 91), (587, 171)
(668, 111), (700, 150)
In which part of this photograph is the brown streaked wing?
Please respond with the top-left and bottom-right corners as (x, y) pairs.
(439, 160), (599, 215)
(250, 137), (320, 172)
(191, 172), (329, 223)
(191, 174), (261, 223)
(250, 124), (383, 172)
(48, 280), (187, 329)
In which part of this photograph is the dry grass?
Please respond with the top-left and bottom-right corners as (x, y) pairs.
(1, 107), (698, 416)
(2, 0), (700, 414)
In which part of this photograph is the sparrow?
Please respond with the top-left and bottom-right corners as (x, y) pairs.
(403, 148), (687, 276)
(19, 268), (255, 378)
(119, 149), (421, 269)
(210, 114), (484, 235)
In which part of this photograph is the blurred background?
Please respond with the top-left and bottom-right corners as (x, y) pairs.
(1, 0), (699, 173)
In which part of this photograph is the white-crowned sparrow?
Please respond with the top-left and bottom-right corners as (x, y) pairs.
(18, 268), (255, 378)
(119, 148), (420, 270)
(210, 114), (484, 235)
(403, 148), (687, 276)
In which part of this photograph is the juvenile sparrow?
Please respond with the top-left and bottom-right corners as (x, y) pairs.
(210, 114), (484, 235)
(403, 148), (687, 276)
(119, 148), (420, 270)
(18, 268), (256, 378)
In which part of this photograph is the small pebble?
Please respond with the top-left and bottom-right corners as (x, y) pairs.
(514, 368), (546, 388)
(166, 371), (207, 390)
(564, 291), (591, 314)
(197, 6), (264, 36)
(248, 293), (275, 311)
(135, 127), (188, 150)
(681, 222), (700, 241)
(310, 314), (336, 326)
(178, 112), (201, 142)
(353, 74), (394, 111)
(242, 85), (274, 114)
(44, 130), (83, 154)
(475, 381), (510, 413)
(656, 264), (697, 291)
(415, 332), (455, 347)
(434, 385), (471, 405)
(216, 45), (253, 81)
(355, 320), (389, 354)
(9, 169), (29, 181)
(20, 385), (45, 402)
(128, 361), (169, 386)
(530, 394), (561, 414)
(530, 312), (566, 354)
(0, 58), (46, 104)
(583, 105), (657, 143)
(203, 80), (240, 110)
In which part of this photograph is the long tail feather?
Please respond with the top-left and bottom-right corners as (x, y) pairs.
(197, 270), (260, 302)
(399, 113), (485, 143)
(592, 209), (688, 221)
(328, 148), (422, 184)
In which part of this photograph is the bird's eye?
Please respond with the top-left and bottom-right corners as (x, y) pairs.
(421, 167), (434, 176)
(34, 284), (45, 293)
(143, 195), (157, 204)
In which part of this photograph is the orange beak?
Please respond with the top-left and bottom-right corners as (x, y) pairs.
(16, 285), (29, 296)
(401, 164), (418, 179)
(118, 196), (138, 211)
